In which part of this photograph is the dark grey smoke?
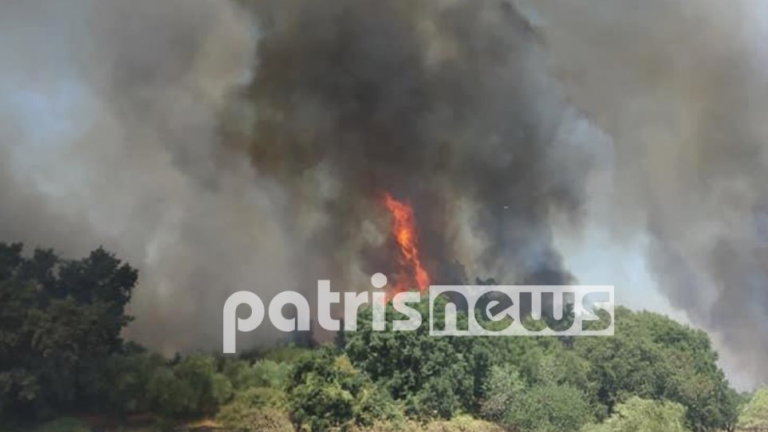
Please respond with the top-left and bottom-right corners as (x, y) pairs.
(227, 0), (592, 289)
(0, 0), (595, 354)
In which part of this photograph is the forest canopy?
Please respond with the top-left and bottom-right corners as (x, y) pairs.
(0, 243), (752, 432)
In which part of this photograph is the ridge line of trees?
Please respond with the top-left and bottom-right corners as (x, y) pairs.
(1, 243), (760, 432)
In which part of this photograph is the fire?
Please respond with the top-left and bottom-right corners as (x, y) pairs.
(383, 193), (431, 293)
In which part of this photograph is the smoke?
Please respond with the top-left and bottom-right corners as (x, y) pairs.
(227, 0), (596, 289)
(0, 0), (297, 352)
(516, 0), (768, 387)
(1, 0), (598, 352)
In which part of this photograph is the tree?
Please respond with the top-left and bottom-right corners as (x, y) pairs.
(0, 243), (138, 418)
(343, 296), (489, 419)
(287, 348), (400, 431)
(573, 308), (737, 431)
(147, 354), (234, 419)
(480, 365), (526, 421)
(738, 387), (768, 430)
(581, 397), (691, 432)
(102, 348), (165, 417)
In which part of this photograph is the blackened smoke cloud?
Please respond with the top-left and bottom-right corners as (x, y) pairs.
(226, 0), (595, 289)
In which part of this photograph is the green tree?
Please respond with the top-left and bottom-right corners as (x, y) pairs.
(480, 364), (526, 421)
(0, 243), (138, 418)
(148, 354), (233, 419)
(344, 296), (490, 419)
(287, 348), (400, 431)
(574, 308), (736, 431)
(102, 347), (165, 417)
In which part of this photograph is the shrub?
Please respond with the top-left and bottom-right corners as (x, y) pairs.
(31, 417), (91, 432)
(480, 365), (526, 421)
(349, 416), (506, 432)
(504, 384), (594, 432)
(218, 406), (293, 432)
(223, 359), (292, 391)
(423, 415), (508, 432)
(738, 387), (768, 429)
(288, 349), (400, 431)
(230, 387), (288, 410)
(103, 352), (165, 417)
(580, 397), (690, 432)
(147, 354), (234, 418)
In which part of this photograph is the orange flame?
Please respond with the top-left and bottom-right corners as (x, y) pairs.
(383, 193), (431, 293)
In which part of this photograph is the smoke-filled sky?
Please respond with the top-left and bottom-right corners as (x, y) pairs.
(1, 0), (766, 389)
(516, 0), (768, 390)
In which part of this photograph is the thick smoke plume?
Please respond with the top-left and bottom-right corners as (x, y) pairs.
(226, 0), (593, 289)
(518, 0), (768, 388)
(0, 0), (593, 352)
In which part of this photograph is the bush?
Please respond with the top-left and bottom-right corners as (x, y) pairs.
(103, 351), (165, 416)
(221, 387), (289, 414)
(262, 346), (314, 364)
(480, 365), (526, 421)
(218, 406), (293, 432)
(580, 397), (690, 432)
(504, 384), (594, 432)
(288, 349), (400, 431)
(349, 416), (506, 432)
(423, 415), (508, 432)
(147, 354), (234, 418)
(223, 359), (292, 391)
(31, 418), (91, 432)
(738, 387), (768, 429)
(147, 367), (197, 418)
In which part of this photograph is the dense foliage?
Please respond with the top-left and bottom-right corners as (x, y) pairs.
(580, 397), (691, 432)
(0, 243), (748, 432)
(0, 243), (137, 418)
(342, 299), (737, 432)
(738, 387), (768, 429)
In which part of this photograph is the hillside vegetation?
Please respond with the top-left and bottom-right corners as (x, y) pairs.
(0, 244), (757, 432)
